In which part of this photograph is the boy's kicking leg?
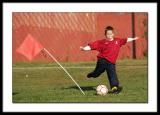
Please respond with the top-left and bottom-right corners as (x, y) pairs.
(87, 58), (106, 78)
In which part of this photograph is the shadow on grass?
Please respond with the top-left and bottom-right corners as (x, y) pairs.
(12, 92), (19, 95)
(64, 86), (96, 91)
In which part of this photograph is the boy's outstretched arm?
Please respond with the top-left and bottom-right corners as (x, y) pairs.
(127, 37), (139, 42)
(80, 45), (91, 51)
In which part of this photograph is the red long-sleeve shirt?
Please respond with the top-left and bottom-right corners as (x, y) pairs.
(88, 38), (127, 64)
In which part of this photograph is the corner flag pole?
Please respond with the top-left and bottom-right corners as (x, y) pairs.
(43, 48), (85, 95)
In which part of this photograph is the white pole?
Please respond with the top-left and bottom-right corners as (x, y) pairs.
(43, 48), (85, 95)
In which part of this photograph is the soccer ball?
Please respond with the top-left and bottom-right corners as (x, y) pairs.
(96, 85), (108, 96)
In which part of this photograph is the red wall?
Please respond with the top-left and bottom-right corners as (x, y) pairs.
(12, 12), (147, 63)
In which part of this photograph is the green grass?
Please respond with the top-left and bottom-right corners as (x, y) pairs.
(12, 59), (148, 103)
(13, 59), (147, 67)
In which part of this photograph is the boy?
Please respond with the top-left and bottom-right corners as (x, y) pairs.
(80, 26), (138, 94)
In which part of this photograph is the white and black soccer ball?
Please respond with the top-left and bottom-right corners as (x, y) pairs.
(96, 85), (108, 96)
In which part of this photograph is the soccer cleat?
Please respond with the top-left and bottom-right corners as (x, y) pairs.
(87, 73), (92, 78)
(87, 73), (98, 78)
(108, 86), (123, 94)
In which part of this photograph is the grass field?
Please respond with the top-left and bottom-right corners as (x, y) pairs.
(12, 59), (148, 103)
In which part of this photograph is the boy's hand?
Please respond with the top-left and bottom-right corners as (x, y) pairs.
(134, 37), (139, 40)
(80, 45), (91, 51)
(80, 46), (84, 51)
(127, 37), (139, 42)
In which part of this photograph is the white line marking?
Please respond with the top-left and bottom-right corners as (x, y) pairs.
(13, 65), (147, 70)
(13, 66), (95, 69)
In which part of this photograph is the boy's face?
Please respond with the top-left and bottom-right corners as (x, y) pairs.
(106, 30), (114, 40)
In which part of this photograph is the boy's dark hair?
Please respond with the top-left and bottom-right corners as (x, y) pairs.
(105, 26), (114, 35)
